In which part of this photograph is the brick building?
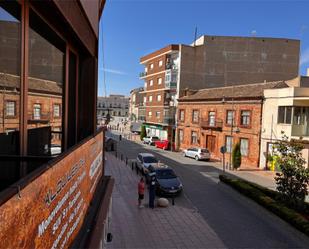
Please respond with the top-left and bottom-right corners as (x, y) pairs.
(140, 35), (300, 144)
(129, 86), (145, 121)
(177, 81), (288, 168)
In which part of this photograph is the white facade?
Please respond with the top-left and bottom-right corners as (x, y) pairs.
(260, 87), (309, 168)
(97, 94), (129, 119)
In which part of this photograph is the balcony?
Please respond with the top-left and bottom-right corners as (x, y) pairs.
(291, 124), (309, 137)
(200, 118), (223, 131)
(28, 113), (50, 124)
(165, 82), (177, 89)
(139, 72), (147, 78)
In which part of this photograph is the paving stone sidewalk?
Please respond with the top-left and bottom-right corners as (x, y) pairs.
(105, 152), (226, 249)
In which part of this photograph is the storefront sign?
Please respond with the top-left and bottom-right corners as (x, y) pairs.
(0, 131), (104, 249)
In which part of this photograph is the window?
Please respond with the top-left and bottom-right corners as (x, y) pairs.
(6, 101), (16, 117)
(149, 79), (153, 86)
(148, 111), (152, 117)
(208, 111), (215, 126)
(143, 96), (146, 103)
(179, 129), (184, 144)
(149, 95), (153, 102)
(53, 104), (61, 118)
(33, 104), (41, 120)
(240, 138), (249, 156)
(144, 82), (147, 88)
(157, 94), (161, 101)
(156, 111), (160, 118)
(150, 63), (154, 70)
(179, 109), (185, 122)
(225, 136), (233, 153)
(159, 60), (163, 67)
(132, 94), (136, 102)
(158, 78), (162, 85)
(226, 110), (235, 125)
(164, 109), (169, 117)
(278, 106), (292, 124)
(145, 67), (148, 73)
(191, 131), (198, 144)
(192, 110), (199, 123)
(240, 111), (251, 126)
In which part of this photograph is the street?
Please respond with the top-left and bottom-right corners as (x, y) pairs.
(107, 131), (309, 248)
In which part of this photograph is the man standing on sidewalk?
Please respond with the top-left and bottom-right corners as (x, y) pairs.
(138, 177), (145, 208)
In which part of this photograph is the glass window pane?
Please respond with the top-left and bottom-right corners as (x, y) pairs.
(278, 106), (285, 123)
(240, 138), (249, 156)
(27, 10), (65, 156)
(0, 2), (21, 156)
(286, 106), (292, 124)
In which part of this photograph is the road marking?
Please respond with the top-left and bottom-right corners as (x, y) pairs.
(200, 172), (220, 183)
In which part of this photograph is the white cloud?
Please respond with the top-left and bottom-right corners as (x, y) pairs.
(100, 68), (127, 75)
(300, 48), (309, 66)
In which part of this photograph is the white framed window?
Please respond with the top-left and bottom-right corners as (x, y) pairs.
(156, 111), (160, 118)
(179, 129), (184, 144)
(143, 96), (146, 103)
(6, 101), (16, 117)
(145, 67), (148, 73)
(158, 77), (162, 85)
(191, 131), (198, 144)
(149, 79), (153, 86)
(157, 94), (161, 101)
(33, 104), (41, 120)
(150, 63), (154, 69)
(53, 104), (61, 118)
(159, 60), (163, 67)
(148, 111), (152, 117)
(149, 95), (152, 102)
(240, 138), (249, 156)
(225, 136), (233, 153)
(144, 82), (147, 88)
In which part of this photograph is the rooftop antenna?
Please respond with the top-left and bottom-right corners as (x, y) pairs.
(193, 26), (197, 46)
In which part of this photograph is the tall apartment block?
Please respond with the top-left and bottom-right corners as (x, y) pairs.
(139, 35), (300, 144)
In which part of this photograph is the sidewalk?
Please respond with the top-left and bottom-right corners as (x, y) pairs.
(105, 152), (226, 249)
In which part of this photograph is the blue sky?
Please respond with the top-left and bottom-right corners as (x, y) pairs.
(98, 0), (309, 97)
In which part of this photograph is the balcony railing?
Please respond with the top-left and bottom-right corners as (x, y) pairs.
(291, 124), (309, 137)
(139, 72), (147, 78)
(28, 113), (50, 123)
(165, 82), (177, 89)
(200, 118), (223, 130)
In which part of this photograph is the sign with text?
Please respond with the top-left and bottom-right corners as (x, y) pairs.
(0, 131), (104, 249)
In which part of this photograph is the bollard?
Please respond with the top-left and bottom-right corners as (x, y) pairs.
(131, 161), (134, 170)
(126, 157), (128, 165)
(172, 197), (175, 206)
(135, 162), (138, 174)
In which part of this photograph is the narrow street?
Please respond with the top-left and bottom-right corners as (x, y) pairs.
(107, 132), (309, 248)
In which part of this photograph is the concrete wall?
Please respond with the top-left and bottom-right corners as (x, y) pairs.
(179, 36), (300, 94)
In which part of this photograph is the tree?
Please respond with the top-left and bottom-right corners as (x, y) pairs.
(140, 125), (146, 141)
(274, 135), (309, 206)
(232, 142), (241, 170)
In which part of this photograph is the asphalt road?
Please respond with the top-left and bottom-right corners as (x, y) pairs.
(108, 132), (309, 248)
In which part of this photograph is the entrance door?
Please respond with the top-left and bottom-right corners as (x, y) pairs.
(206, 135), (216, 152)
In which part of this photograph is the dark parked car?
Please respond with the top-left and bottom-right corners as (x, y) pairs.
(146, 165), (183, 196)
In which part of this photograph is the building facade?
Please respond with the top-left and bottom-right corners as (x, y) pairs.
(177, 81), (288, 168)
(260, 79), (309, 169)
(0, 1), (113, 248)
(129, 87), (145, 121)
(97, 94), (129, 124)
(140, 35), (300, 144)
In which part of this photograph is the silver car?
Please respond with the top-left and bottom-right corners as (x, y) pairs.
(183, 148), (210, 161)
(136, 153), (159, 174)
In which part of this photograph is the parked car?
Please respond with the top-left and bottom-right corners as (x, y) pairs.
(143, 136), (160, 145)
(136, 153), (159, 174)
(183, 148), (210, 161)
(147, 164), (183, 196)
(154, 140), (169, 150)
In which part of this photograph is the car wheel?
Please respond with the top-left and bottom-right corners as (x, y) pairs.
(195, 155), (199, 161)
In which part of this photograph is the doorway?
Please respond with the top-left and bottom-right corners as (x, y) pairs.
(206, 135), (216, 152)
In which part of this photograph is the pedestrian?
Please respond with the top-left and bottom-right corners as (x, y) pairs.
(148, 173), (156, 209)
(138, 177), (145, 208)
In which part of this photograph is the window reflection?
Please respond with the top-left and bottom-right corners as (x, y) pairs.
(0, 2), (21, 155)
(28, 9), (65, 156)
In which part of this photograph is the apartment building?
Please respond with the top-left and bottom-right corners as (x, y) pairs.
(177, 81), (289, 168)
(129, 87), (145, 121)
(260, 77), (309, 169)
(140, 35), (300, 143)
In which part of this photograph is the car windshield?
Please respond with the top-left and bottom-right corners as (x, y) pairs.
(201, 149), (209, 153)
(156, 169), (177, 179)
(143, 156), (158, 164)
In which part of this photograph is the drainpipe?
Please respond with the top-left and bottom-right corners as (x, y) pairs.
(258, 97), (264, 169)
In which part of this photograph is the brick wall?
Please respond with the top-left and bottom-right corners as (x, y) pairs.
(177, 100), (263, 168)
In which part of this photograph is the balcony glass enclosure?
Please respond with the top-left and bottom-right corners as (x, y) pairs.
(278, 106), (309, 136)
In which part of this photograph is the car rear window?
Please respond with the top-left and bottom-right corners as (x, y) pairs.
(143, 156), (158, 163)
(156, 169), (176, 179)
(201, 149), (209, 153)
(152, 137), (159, 140)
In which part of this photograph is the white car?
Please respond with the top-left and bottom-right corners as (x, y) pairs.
(136, 153), (159, 174)
(183, 148), (210, 161)
(143, 136), (160, 145)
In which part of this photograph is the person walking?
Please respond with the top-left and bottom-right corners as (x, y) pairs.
(138, 177), (145, 208)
